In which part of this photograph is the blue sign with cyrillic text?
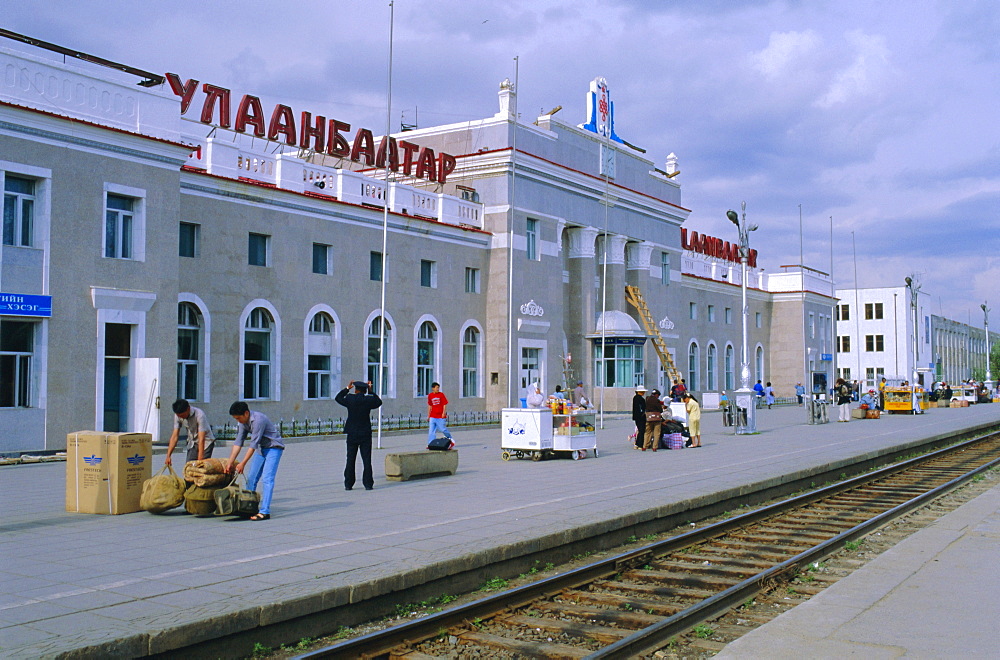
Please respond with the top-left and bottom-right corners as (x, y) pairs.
(0, 293), (52, 317)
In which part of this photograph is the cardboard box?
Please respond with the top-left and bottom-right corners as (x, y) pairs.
(66, 431), (152, 514)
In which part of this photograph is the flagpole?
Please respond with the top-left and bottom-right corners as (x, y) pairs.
(375, 0), (394, 449)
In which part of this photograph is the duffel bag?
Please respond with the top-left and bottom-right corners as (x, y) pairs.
(140, 464), (186, 513)
(214, 474), (260, 517)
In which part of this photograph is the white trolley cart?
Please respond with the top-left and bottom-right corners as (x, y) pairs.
(501, 408), (598, 461)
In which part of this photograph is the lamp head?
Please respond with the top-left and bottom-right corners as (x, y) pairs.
(982, 302), (988, 312)
(748, 223), (759, 232)
(726, 209), (739, 226)
(905, 276), (912, 287)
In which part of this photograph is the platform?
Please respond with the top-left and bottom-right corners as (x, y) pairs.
(717, 480), (1000, 659)
(2, 404), (999, 658)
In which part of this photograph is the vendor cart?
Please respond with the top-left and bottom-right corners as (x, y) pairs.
(501, 408), (597, 461)
(883, 387), (930, 413)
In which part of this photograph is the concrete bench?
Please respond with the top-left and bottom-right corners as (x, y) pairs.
(384, 450), (458, 481)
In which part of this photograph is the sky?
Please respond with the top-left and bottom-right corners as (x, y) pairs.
(4, 0), (998, 326)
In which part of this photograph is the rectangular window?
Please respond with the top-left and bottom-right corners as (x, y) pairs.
(809, 313), (816, 339)
(837, 304), (850, 321)
(593, 341), (644, 388)
(307, 355), (332, 399)
(755, 312), (762, 328)
(725, 307), (732, 324)
(3, 175), (34, 247)
(420, 259), (437, 288)
(370, 251), (383, 281)
(0, 320), (34, 408)
(179, 222), (199, 258)
(526, 218), (538, 260)
(864, 302), (884, 320)
(689, 302), (697, 320)
(708, 305), (715, 322)
(838, 336), (851, 352)
(661, 252), (670, 285)
(866, 367), (875, 384)
(865, 334), (885, 352)
(840, 367), (852, 381)
(312, 243), (331, 275)
(105, 194), (135, 259)
(248, 233), (269, 267)
(465, 267), (480, 293)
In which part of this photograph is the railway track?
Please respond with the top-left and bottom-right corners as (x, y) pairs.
(295, 432), (1000, 659)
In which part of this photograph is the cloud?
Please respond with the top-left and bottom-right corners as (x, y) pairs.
(749, 30), (822, 79)
(815, 30), (893, 108)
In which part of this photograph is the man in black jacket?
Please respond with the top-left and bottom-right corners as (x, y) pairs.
(335, 380), (383, 490)
(631, 385), (647, 450)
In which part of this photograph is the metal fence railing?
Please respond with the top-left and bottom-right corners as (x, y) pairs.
(213, 410), (503, 441)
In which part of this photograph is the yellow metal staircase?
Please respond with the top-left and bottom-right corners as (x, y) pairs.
(625, 284), (683, 384)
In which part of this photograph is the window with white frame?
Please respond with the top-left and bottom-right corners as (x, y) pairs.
(838, 335), (851, 352)
(248, 233), (269, 267)
(420, 260), (437, 288)
(809, 312), (816, 339)
(243, 308), (273, 399)
(707, 343), (717, 391)
(104, 193), (136, 259)
(755, 312), (762, 328)
(593, 340), (644, 388)
(526, 218), (539, 260)
(661, 252), (670, 285)
(462, 326), (480, 397)
(465, 267), (480, 293)
(416, 321), (437, 396)
(179, 222), (199, 258)
(306, 312), (335, 399)
(3, 175), (34, 247)
(689, 302), (697, 320)
(687, 342), (700, 391)
(725, 307), (732, 324)
(837, 304), (850, 321)
(724, 345), (734, 390)
(708, 305), (716, 323)
(367, 316), (391, 393)
(177, 303), (201, 400)
(755, 346), (764, 381)
(0, 320), (34, 407)
(312, 243), (331, 275)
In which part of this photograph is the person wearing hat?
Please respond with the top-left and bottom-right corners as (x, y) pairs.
(571, 380), (589, 408)
(682, 392), (702, 447)
(859, 389), (877, 410)
(335, 379), (383, 491)
(631, 385), (648, 450)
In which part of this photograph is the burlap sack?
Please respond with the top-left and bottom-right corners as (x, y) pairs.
(183, 458), (232, 487)
(140, 465), (186, 514)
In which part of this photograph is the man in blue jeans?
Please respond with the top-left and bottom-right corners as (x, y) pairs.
(225, 401), (284, 521)
(426, 382), (454, 448)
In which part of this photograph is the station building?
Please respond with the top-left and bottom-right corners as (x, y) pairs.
(0, 41), (835, 452)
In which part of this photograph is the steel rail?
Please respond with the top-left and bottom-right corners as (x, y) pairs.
(295, 431), (999, 659)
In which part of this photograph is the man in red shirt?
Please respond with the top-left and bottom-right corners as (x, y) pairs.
(427, 382), (454, 448)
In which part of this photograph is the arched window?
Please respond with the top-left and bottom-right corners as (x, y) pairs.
(416, 321), (437, 397)
(724, 345), (734, 390)
(706, 343), (717, 391)
(306, 312), (335, 399)
(755, 345), (764, 383)
(688, 342), (699, 391)
(243, 308), (273, 399)
(177, 302), (201, 400)
(367, 316), (392, 394)
(462, 326), (480, 397)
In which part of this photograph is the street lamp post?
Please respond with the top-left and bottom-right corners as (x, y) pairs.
(905, 277), (923, 414)
(982, 302), (992, 392)
(727, 202), (758, 434)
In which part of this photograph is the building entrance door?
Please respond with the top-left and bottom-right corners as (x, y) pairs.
(103, 323), (131, 432)
(520, 347), (541, 399)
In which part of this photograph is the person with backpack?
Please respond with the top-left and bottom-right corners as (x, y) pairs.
(835, 377), (852, 422)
